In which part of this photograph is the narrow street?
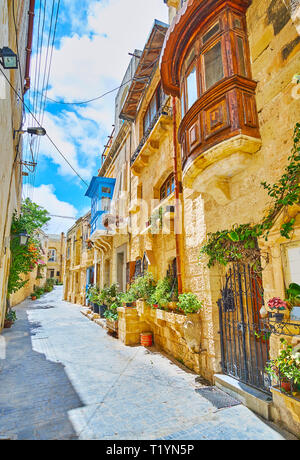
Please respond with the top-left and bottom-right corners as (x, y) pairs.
(0, 287), (291, 441)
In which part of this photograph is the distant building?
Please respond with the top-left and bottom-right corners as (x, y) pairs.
(47, 233), (66, 284)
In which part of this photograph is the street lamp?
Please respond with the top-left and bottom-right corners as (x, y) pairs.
(18, 232), (30, 246)
(14, 127), (47, 139)
(11, 231), (30, 246)
(0, 47), (18, 69)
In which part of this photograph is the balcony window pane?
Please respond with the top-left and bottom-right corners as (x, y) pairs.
(181, 90), (185, 117)
(237, 36), (247, 76)
(102, 197), (111, 212)
(186, 66), (197, 109)
(204, 41), (224, 90)
(202, 22), (220, 45)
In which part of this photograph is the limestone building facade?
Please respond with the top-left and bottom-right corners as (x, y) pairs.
(160, 0), (300, 435)
(66, 0), (300, 435)
(0, 0), (35, 331)
(47, 233), (65, 284)
(64, 213), (94, 305)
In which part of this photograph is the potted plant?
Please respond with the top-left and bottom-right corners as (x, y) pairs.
(267, 297), (288, 323)
(266, 338), (300, 394)
(4, 310), (17, 328)
(98, 283), (119, 316)
(150, 277), (173, 310)
(286, 283), (300, 307)
(104, 301), (119, 336)
(177, 293), (203, 315)
(31, 293), (37, 301)
(121, 290), (137, 308)
(86, 285), (100, 313)
(129, 273), (156, 304)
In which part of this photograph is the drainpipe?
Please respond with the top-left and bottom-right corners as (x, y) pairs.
(172, 96), (183, 295)
(24, 0), (35, 94)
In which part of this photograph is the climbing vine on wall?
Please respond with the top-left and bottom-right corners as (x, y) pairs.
(7, 199), (50, 295)
(199, 123), (300, 270)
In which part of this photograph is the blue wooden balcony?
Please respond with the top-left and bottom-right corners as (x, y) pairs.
(85, 177), (116, 237)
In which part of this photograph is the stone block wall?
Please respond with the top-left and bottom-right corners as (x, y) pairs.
(118, 302), (204, 375)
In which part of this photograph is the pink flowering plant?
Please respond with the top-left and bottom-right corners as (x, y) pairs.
(267, 297), (288, 312)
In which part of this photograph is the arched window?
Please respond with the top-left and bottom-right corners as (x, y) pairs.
(160, 174), (175, 201)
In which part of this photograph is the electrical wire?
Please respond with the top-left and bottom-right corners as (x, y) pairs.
(39, 57), (159, 106)
(33, 0), (61, 194)
(0, 67), (89, 187)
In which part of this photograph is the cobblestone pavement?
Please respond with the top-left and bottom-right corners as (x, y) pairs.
(0, 287), (291, 440)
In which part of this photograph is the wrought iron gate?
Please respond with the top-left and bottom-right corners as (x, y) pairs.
(218, 263), (271, 394)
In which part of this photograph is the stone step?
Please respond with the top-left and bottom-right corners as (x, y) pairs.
(214, 374), (273, 420)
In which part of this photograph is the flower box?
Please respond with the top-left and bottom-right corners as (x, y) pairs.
(106, 319), (118, 336)
(271, 386), (300, 424)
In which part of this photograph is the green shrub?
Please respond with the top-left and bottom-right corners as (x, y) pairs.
(97, 283), (120, 308)
(129, 273), (156, 302)
(6, 310), (17, 323)
(177, 293), (203, 314)
(150, 277), (173, 308)
(120, 290), (136, 304)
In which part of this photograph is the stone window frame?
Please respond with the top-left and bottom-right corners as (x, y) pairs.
(48, 248), (57, 262)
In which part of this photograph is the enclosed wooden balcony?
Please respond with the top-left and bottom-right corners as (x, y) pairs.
(160, 0), (262, 202)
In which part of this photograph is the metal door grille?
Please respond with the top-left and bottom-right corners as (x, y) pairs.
(218, 263), (271, 394)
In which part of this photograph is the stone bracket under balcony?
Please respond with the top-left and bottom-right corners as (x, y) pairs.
(183, 134), (262, 205)
(131, 106), (173, 176)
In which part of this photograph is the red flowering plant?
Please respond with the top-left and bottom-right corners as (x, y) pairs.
(267, 297), (289, 323)
(7, 199), (50, 295)
(267, 297), (288, 312)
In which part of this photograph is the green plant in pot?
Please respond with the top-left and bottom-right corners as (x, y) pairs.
(177, 293), (203, 315)
(286, 283), (300, 308)
(86, 285), (100, 313)
(97, 283), (119, 316)
(150, 277), (173, 309)
(121, 290), (137, 307)
(129, 273), (156, 303)
(4, 309), (17, 328)
(265, 338), (300, 394)
(104, 300), (120, 322)
(267, 297), (288, 323)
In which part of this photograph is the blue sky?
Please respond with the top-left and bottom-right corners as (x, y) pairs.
(23, 0), (168, 233)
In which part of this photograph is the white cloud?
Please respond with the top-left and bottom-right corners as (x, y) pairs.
(30, 0), (167, 177)
(25, 184), (78, 234)
(47, 0), (168, 101)
(26, 109), (101, 180)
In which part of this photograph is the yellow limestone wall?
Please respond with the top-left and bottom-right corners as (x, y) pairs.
(64, 215), (93, 306)
(129, 69), (177, 281)
(118, 301), (203, 373)
(0, 0), (30, 330)
(176, 0), (300, 382)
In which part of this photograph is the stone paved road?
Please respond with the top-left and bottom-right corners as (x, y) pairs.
(0, 287), (290, 440)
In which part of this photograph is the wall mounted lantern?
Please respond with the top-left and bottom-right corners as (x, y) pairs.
(0, 47), (18, 69)
(11, 231), (30, 246)
(14, 127), (46, 139)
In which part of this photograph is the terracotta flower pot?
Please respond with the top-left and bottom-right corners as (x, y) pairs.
(31, 296), (37, 301)
(4, 320), (13, 329)
(281, 381), (291, 392)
